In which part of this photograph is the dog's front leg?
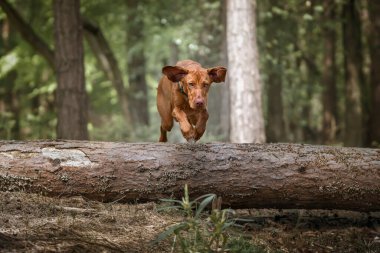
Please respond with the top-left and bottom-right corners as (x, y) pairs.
(194, 110), (209, 141)
(172, 107), (196, 142)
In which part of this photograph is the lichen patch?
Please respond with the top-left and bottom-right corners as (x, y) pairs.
(42, 147), (92, 167)
(0, 152), (14, 159)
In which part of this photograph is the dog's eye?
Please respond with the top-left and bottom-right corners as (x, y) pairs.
(188, 82), (194, 87)
(203, 83), (209, 88)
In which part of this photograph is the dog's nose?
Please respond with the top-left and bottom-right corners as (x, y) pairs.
(195, 99), (204, 107)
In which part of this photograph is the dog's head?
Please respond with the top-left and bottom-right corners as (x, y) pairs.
(162, 65), (227, 110)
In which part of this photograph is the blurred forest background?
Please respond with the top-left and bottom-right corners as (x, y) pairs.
(0, 0), (379, 147)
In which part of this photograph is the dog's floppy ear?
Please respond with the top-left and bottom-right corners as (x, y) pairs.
(162, 66), (189, 82)
(207, 67), (227, 83)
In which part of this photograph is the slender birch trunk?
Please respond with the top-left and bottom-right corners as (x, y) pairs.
(227, 0), (265, 143)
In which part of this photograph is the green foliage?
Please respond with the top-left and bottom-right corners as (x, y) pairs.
(0, 111), (16, 139)
(227, 237), (266, 253)
(0, 50), (17, 78)
(0, 0), (376, 145)
(153, 184), (260, 253)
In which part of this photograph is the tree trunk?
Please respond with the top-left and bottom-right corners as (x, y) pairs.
(267, 73), (286, 143)
(227, 0), (265, 143)
(298, 2), (321, 144)
(1, 140), (379, 211)
(125, 0), (149, 126)
(263, 0), (286, 143)
(301, 57), (319, 143)
(322, 0), (338, 144)
(4, 71), (20, 139)
(368, 0), (380, 147)
(83, 20), (132, 125)
(53, 0), (88, 140)
(342, 0), (365, 147)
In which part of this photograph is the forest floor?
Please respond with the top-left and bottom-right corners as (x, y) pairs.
(0, 191), (380, 253)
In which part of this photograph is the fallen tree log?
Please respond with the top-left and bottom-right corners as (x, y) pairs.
(0, 140), (379, 211)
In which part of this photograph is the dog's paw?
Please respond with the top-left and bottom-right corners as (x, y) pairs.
(187, 138), (196, 144)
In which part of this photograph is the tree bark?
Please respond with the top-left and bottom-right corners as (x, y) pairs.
(342, 0), (365, 147)
(227, 0), (265, 143)
(83, 19), (132, 125)
(125, 0), (149, 126)
(53, 0), (89, 140)
(301, 53), (319, 143)
(368, 0), (380, 147)
(297, 2), (321, 144)
(0, 140), (379, 212)
(322, 0), (338, 144)
(267, 71), (286, 143)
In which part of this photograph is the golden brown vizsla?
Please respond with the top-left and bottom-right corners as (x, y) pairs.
(157, 60), (227, 142)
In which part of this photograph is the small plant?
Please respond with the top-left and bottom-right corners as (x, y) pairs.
(227, 237), (266, 253)
(153, 184), (258, 253)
